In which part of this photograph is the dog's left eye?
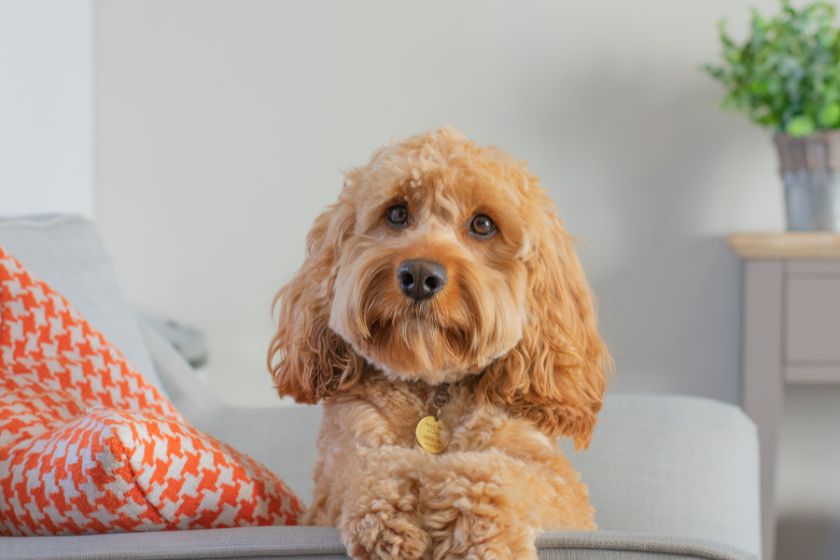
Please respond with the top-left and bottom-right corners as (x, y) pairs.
(386, 204), (409, 227)
(469, 214), (497, 238)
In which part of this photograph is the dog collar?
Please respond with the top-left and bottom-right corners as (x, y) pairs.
(431, 382), (450, 420)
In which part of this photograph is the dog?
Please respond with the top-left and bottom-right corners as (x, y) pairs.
(269, 127), (609, 559)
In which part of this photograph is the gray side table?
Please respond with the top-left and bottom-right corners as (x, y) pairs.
(730, 232), (840, 560)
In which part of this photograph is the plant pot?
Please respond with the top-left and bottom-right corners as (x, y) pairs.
(774, 132), (840, 231)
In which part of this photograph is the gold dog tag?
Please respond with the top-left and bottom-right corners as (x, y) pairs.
(415, 415), (445, 454)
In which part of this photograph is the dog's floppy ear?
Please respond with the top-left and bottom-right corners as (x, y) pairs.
(268, 197), (364, 403)
(478, 185), (609, 449)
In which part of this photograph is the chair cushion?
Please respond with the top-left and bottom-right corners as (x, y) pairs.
(0, 215), (162, 390)
(0, 247), (303, 535)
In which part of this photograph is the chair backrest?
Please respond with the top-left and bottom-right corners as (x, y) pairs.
(0, 214), (164, 391)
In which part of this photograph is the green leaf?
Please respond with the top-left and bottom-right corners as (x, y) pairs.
(818, 103), (840, 127)
(749, 80), (770, 95)
(786, 115), (816, 136)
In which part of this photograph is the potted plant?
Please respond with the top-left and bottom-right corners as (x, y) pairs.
(705, 0), (840, 231)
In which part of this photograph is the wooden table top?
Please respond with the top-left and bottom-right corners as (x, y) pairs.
(729, 232), (840, 258)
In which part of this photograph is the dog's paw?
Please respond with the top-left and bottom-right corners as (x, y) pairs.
(433, 533), (535, 560)
(421, 472), (536, 560)
(343, 510), (431, 560)
(426, 512), (535, 560)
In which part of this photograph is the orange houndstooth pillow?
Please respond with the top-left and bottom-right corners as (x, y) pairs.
(0, 247), (303, 535)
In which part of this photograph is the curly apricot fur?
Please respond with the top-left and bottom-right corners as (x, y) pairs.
(269, 127), (611, 559)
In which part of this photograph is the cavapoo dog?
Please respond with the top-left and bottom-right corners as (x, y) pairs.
(269, 127), (609, 560)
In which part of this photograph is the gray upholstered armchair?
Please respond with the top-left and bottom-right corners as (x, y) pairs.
(0, 215), (760, 560)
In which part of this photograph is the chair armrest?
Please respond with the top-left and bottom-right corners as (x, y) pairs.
(138, 319), (219, 418)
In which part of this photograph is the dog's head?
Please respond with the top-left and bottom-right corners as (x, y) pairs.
(269, 128), (609, 447)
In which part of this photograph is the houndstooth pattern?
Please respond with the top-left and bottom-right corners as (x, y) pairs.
(0, 247), (303, 535)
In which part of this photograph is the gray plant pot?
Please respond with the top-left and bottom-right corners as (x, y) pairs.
(775, 132), (840, 231)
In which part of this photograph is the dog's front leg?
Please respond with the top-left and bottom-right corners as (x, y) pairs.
(420, 450), (538, 560)
(419, 417), (594, 560)
(338, 446), (433, 560)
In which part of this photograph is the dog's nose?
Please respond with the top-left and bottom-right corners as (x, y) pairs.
(397, 259), (447, 301)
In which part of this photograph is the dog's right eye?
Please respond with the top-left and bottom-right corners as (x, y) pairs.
(386, 204), (409, 227)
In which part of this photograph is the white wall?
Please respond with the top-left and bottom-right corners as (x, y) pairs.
(95, 0), (782, 406)
(0, 0), (94, 217)
(91, 2), (837, 558)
